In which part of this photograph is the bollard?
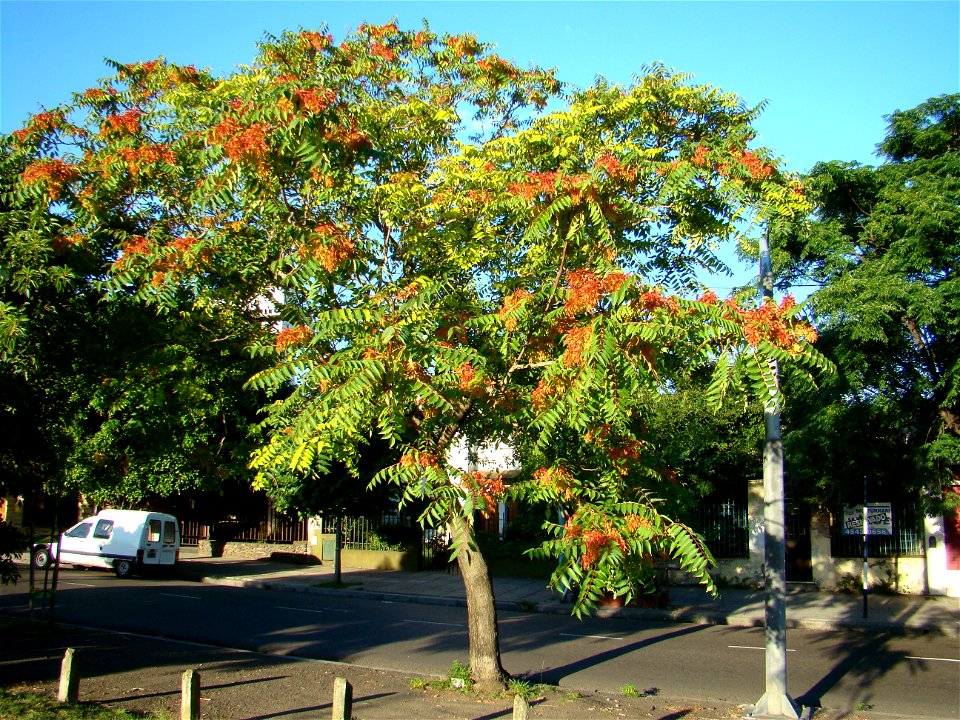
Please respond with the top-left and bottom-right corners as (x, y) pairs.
(331, 676), (352, 720)
(181, 668), (201, 720)
(512, 693), (529, 720)
(57, 648), (79, 703)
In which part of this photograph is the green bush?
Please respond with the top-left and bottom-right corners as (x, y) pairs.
(0, 522), (28, 586)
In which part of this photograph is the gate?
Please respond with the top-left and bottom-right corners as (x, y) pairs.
(785, 505), (813, 582)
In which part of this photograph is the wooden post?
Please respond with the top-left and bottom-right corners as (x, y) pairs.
(57, 648), (79, 703)
(513, 693), (530, 720)
(181, 668), (201, 720)
(332, 676), (352, 720)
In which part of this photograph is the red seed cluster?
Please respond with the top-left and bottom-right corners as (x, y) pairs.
(21, 158), (81, 199)
(301, 31), (334, 51)
(293, 88), (337, 114)
(562, 325), (592, 367)
(117, 144), (175, 176)
(275, 325), (313, 352)
(102, 109), (144, 136)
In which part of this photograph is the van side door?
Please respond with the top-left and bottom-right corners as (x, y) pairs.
(59, 521), (93, 565)
(143, 518), (163, 565)
(161, 520), (178, 564)
(89, 518), (115, 569)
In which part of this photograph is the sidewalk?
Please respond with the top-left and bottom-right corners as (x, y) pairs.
(177, 549), (960, 637)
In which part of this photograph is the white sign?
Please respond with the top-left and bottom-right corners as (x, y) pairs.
(842, 503), (893, 536)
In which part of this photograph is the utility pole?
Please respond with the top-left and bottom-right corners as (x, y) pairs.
(747, 231), (802, 719)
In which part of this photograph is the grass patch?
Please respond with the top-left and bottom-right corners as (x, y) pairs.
(506, 679), (550, 700)
(0, 689), (161, 719)
(311, 580), (362, 589)
(620, 683), (640, 698)
(408, 677), (428, 690)
(447, 659), (471, 690)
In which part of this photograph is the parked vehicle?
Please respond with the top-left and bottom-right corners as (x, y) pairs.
(32, 509), (180, 578)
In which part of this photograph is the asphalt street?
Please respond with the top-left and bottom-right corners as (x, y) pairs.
(3, 568), (958, 718)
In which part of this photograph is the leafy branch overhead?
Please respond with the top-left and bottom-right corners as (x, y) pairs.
(6, 22), (828, 613)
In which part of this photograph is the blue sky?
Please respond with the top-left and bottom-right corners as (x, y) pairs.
(2, 0), (957, 290)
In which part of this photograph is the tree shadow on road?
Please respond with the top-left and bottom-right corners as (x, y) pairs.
(795, 627), (931, 713)
(520, 623), (708, 684)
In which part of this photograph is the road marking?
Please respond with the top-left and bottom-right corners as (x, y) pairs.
(560, 633), (625, 641)
(729, 645), (796, 652)
(402, 619), (464, 628)
(906, 656), (960, 663)
(59, 581), (96, 588)
(277, 605), (353, 615)
(159, 593), (202, 600)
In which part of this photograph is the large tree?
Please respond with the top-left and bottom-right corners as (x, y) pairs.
(770, 95), (960, 508)
(5, 23), (824, 691)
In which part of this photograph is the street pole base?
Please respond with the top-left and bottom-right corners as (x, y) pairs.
(743, 691), (806, 719)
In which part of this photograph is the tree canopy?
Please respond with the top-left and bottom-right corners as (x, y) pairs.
(770, 94), (960, 508)
(4, 22), (827, 689)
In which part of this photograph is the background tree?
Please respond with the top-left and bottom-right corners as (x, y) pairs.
(1, 136), (269, 515)
(769, 94), (960, 509)
(642, 367), (765, 501)
(5, 24), (825, 691)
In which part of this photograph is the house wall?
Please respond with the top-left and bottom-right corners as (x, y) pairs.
(925, 487), (960, 597)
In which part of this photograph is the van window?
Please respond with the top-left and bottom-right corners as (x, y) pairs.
(65, 522), (92, 539)
(93, 520), (114, 539)
(163, 521), (177, 544)
(148, 519), (162, 542)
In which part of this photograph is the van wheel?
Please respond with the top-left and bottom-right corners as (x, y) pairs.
(114, 559), (134, 578)
(32, 548), (51, 570)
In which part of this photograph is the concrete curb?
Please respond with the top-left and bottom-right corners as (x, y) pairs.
(195, 574), (960, 637)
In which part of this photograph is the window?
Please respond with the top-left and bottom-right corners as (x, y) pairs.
(148, 519), (162, 543)
(163, 521), (176, 544)
(93, 520), (114, 539)
(65, 523), (92, 539)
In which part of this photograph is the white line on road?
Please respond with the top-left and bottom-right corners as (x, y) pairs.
(729, 645), (796, 652)
(906, 656), (960, 663)
(402, 620), (464, 628)
(59, 581), (97, 588)
(277, 605), (353, 615)
(159, 593), (202, 600)
(560, 633), (625, 641)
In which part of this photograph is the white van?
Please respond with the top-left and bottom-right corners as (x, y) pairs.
(32, 509), (180, 578)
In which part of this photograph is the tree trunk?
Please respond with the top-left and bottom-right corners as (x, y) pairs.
(450, 513), (508, 694)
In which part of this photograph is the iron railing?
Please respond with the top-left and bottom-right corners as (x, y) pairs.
(690, 498), (750, 559)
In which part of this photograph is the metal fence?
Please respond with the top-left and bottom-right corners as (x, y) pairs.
(690, 498), (749, 559)
(830, 502), (924, 558)
(317, 513), (452, 569)
(178, 509), (307, 547)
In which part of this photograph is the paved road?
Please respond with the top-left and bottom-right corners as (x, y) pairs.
(4, 568), (958, 718)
